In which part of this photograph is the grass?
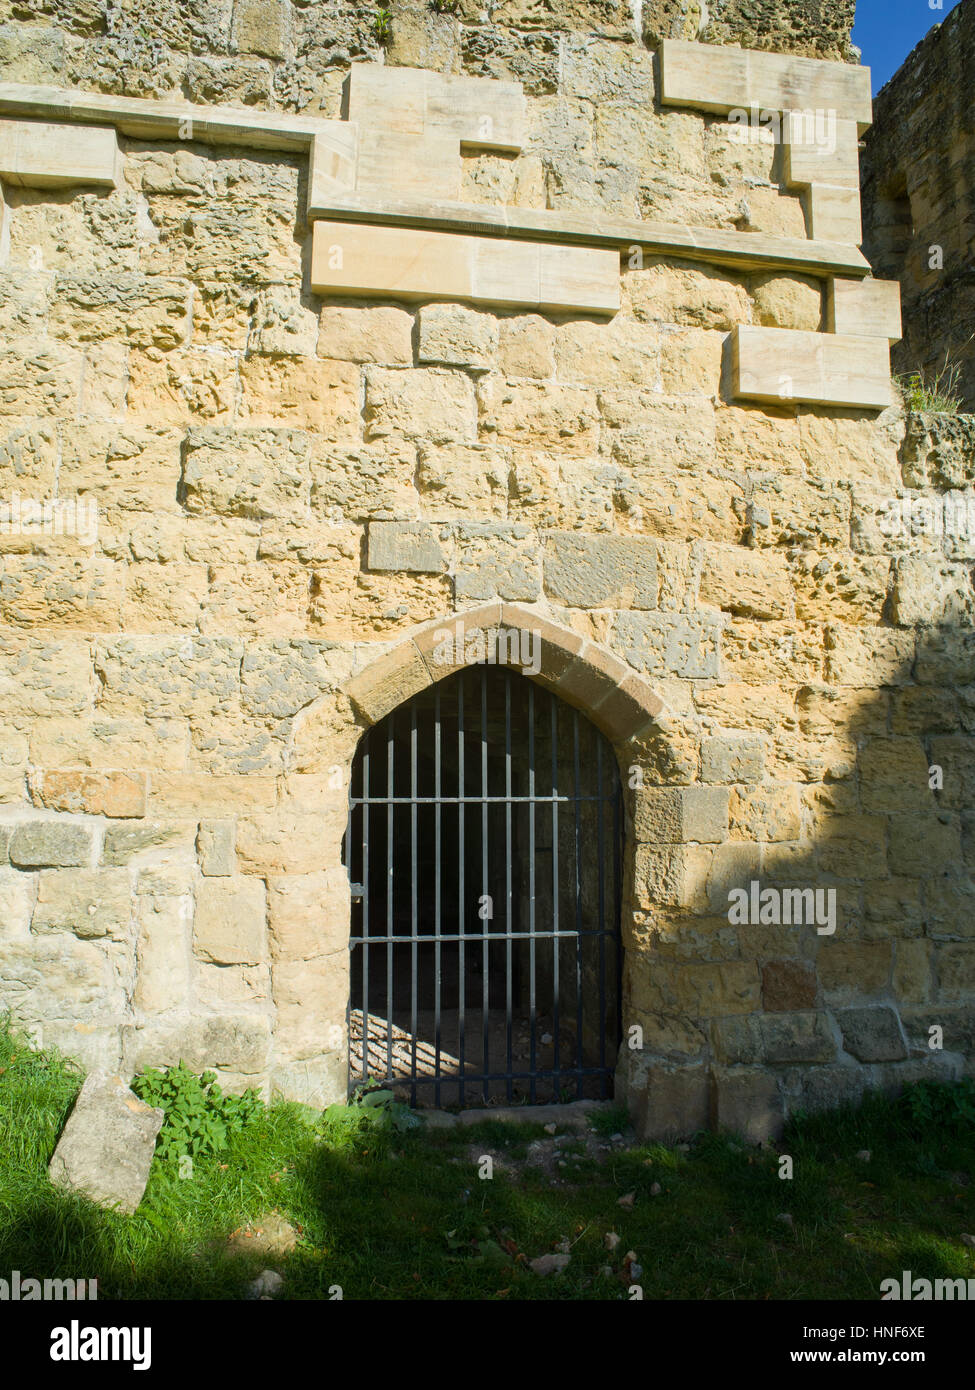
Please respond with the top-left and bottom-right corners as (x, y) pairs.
(896, 345), (971, 415)
(1, 1023), (973, 1301)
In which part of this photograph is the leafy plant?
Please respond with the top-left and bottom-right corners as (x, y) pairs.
(323, 1079), (421, 1134)
(132, 1062), (264, 1163)
(372, 6), (392, 40)
(896, 344), (971, 415)
(900, 1078), (975, 1135)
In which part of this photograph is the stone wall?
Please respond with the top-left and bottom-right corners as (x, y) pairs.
(0, 0), (972, 1142)
(860, 0), (975, 412)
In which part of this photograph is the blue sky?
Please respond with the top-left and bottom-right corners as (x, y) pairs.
(852, 0), (964, 91)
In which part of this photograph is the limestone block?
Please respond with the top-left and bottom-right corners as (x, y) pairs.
(272, 952), (349, 1062)
(731, 325), (892, 409)
(234, 0), (292, 60)
(418, 303), (499, 371)
(122, 1015), (272, 1077)
(0, 118), (120, 188)
(783, 115), (860, 188)
(31, 770), (147, 819)
(891, 554), (975, 627)
(699, 545), (793, 621)
(762, 960), (818, 1011)
(48, 1071), (163, 1215)
(317, 303), (414, 365)
(133, 894), (191, 1014)
(454, 522), (540, 603)
(728, 784), (801, 842)
(611, 610), (723, 680)
(416, 442), (508, 518)
(364, 366), (476, 445)
(310, 221), (619, 315)
(542, 533), (658, 609)
(267, 869), (349, 963)
(659, 38), (873, 130)
(818, 940), (892, 1001)
(0, 858), (33, 935)
(103, 821), (194, 866)
(367, 521), (447, 574)
(193, 877), (267, 967)
(198, 820), (237, 877)
(620, 1055), (710, 1143)
(701, 732), (766, 784)
(32, 869), (132, 941)
(8, 821), (93, 868)
(497, 314), (555, 377)
(631, 786), (729, 844)
(345, 61), (527, 152)
(807, 182), (862, 244)
(829, 275), (901, 342)
(0, 935), (121, 1025)
(709, 1066), (784, 1142)
(270, 1053), (346, 1107)
(750, 272), (822, 331)
(836, 1006), (908, 1062)
(237, 356), (360, 436)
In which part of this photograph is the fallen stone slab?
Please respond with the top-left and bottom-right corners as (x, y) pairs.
(48, 1071), (164, 1215)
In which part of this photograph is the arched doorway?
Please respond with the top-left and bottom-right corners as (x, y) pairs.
(343, 664), (623, 1108)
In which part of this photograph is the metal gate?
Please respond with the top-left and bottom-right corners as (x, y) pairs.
(344, 664), (623, 1108)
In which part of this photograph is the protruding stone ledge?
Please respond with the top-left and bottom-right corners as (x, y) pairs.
(310, 219), (621, 315)
(827, 276), (902, 343)
(0, 117), (119, 188)
(730, 324), (893, 408)
(659, 38), (874, 132)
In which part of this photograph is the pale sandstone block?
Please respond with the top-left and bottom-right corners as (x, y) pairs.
(731, 325), (892, 409)
(194, 877), (267, 966)
(806, 182), (862, 245)
(827, 277), (902, 343)
(659, 38), (873, 130)
(317, 303), (414, 365)
(0, 118), (120, 187)
(32, 868), (132, 941)
(310, 221), (619, 315)
(783, 115), (860, 189)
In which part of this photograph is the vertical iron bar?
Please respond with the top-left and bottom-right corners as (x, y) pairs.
(386, 710), (395, 1086)
(504, 670), (513, 1103)
(361, 745), (370, 1088)
(481, 666), (490, 1105)
(457, 672), (465, 1108)
(550, 690), (560, 1103)
(528, 680), (536, 1104)
(434, 685), (442, 1108)
(613, 772), (623, 1069)
(573, 708), (583, 1099)
(410, 699), (418, 1107)
(596, 734), (607, 1098)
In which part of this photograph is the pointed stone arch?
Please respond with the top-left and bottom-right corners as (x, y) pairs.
(271, 603), (690, 1116)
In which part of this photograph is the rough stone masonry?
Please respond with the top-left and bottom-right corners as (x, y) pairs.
(0, 0), (972, 1143)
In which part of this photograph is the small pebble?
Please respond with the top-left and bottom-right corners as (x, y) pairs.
(246, 1269), (284, 1300)
(855, 1149), (871, 1163)
(776, 1212), (795, 1229)
(961, 1233), (975, 1248)
(618, 1191), (636, 1209)
(650, 1182), (662, 1196)
(543, 1122), (557, 1135)
(529, 1253), (570, 1276)
(604, 1231), (621, 1251)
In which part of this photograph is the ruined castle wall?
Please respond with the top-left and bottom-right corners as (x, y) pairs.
(861, 0), (975, 411)
(0, 0), (971, 1141)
